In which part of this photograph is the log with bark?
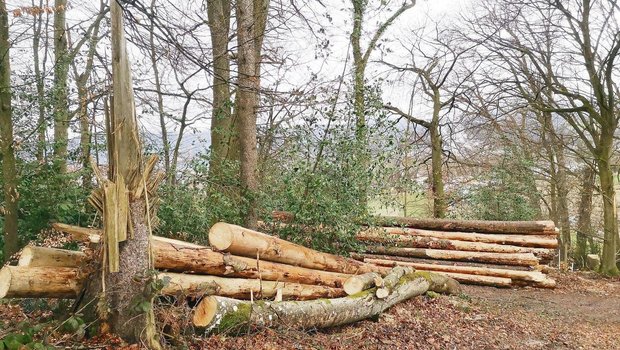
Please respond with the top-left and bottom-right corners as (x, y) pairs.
(361, 227), (558, 248)
(0, 265), (344, 301)
(363, 246), (539, 266)
(0, 266), (82, 298)
(18, 245), (87, 267)
(192, 271), (460, 334)
(343, 272), (383, 295)
(372, 216), (557, 235)
(356, 230), (552, 255)
(364, 258), (546, 283)
(350, 252), (533, 270)
(375, 266), (414, 298)
(209, 222), (387, 275)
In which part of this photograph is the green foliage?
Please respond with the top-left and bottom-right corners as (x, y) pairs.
(0, 322), (54, 350)
(455, 148), (539, 221)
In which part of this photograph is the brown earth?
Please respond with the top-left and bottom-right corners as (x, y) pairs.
(194, 271), (620, 350)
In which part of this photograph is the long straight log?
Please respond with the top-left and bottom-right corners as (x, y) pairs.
(160, 273), (345, 300)
(350, 252), (532, 270)
(209, 222), (387, 275)
(0, 266), (81, 298)
(364, 246), (539, 266)
(362, 227), (558, 248)
(432, 272), (512, 287)
(356, 230), (551, 254)
(364, 258), (546, 282)
(153, 240), (351, 288)
(192, 271), (460, 334)
(18, 246), (87, 267)
(0, 266), (345, 300)
(373, 216), (557, 235)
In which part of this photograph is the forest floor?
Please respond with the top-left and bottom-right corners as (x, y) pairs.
(1, 271), (618, 349)
(195, 271), (620, 350)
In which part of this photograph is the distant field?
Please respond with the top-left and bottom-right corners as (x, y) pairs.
(369, 191), (431, 217)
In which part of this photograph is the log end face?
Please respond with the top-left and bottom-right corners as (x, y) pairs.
(0, 266), (11, 298)
(343, 279), (364, 295)
(193, 296), (218, 328)
(209, 222), (234, 251)
(17, 246), (33, 267)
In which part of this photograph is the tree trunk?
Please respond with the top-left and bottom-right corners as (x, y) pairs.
(18, 246), (86, 267)
(207, 0), (236, 179)
(430, 92), (445, 218)
(0, 0), (19, 262)
(32, 1), (47, 163)
(361, 227), (558, 248)
(356, 230), (551, 254)
(373, 216), (556, 235)
(597, 140), (620, 276)
(364, 258), (546, 282)
(363, 246), (539, 266)
(52, 0), (69, 173)
(192, 271), (459, 334)
(0, 266), (81, 299)
(161, 273), (344, 300)
(554, 143), (571, 264)
(575, 167), (595, 268)
(209, 222), (386, 274)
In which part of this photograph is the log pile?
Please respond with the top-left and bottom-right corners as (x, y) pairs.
(353, 216), (558, 288)
(0, 221), (459, 335)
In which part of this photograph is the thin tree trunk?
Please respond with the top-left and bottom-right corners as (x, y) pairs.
(52, 0), (69, 173)
(32, 0), (47, 163)
(597, 134), (619, 276)
(0, 0), (19, 262)
(575, 167), (595, 268)
(429, 90), (445, 218)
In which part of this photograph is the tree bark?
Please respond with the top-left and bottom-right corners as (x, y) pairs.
(375, 266), (413, 298)
(597, 139), (619, 276)
(192, 271), (459, 334)
(363, 246), (539, 266)
(373, 216), (556, 235)
(430, 91), (446, 218)
(0, 0), (19, 262)
(356, 230), (551, 254)
(209, 222), (386, 274)
(361, 227), (558, 248)
(0, 266), (81, 299)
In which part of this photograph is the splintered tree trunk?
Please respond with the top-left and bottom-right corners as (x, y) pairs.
(192, 271), (459, 334)
(374, 217), (556, 235)
(210, 222), (386, 274)
(0, 266), (81, 299)
(362, 227), (558, 248)
(364, 246), (539, 266)
(0, 0), (19, 262)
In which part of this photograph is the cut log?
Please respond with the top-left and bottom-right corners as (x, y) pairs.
(153, 240), (351, 288)
(364, 246), (539, 266)
(160, 273), (345, 300)
(362, 227), (558, 248)
(209, 222), (386, 275)
(18, 246), (87, 267)
(364, 258), (546, 282)
(350, 252), (534, 270)
(343, 272), (383, 295)
(356, 230), (551, 254)
(373, 216), (556, 235)
(0, 266), (82, 298)
(192, 271), (460, 334)
(433, 272), (512, 287)
(376, 266), (414, 299)
(53, 223), (204, 248)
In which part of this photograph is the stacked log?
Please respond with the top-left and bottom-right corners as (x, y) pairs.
(1, 221), (463, 335)
(353, 219), (558, 288)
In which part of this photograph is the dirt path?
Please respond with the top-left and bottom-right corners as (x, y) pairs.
(198, 271), (620, 350)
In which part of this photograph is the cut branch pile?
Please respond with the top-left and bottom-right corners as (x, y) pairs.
(0, 221), (460, 334)
(353, 216), (558, 288)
